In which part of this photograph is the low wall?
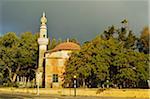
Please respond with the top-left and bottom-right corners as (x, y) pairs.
(0, 87), (149, 98)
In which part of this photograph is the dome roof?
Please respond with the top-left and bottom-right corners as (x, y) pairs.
(51, 42), (81, 52)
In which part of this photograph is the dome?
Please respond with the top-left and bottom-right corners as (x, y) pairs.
(51, 42), (81, 52)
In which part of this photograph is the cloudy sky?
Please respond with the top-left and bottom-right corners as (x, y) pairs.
(0, 0), (149, 43)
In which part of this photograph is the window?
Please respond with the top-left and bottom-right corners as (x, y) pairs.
(53, 74), (58, 82)
(43, 34), (45, 37)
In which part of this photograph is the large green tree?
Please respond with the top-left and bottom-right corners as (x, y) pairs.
(0, 32), (20, 83)
(64, 20), (149, 88)
(19, 32), (38, 80)
(0, 32), (38, 84)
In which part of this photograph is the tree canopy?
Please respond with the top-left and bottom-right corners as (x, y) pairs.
(0, 32), (38, 85)
(64, 21), (149, 88)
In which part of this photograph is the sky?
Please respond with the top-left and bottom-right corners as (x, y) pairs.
(0, 0), (149, 43)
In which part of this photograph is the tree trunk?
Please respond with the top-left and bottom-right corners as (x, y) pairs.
(6, 66), (13, 83)
(12, 73), (17, 83)
(82, 79), (86, 88)
(6, 66), (20, 83)
(12, 66), (20, 83)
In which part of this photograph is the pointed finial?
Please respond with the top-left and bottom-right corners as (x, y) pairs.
(41, 12), (47, 24)
(43, 12), (45, 17)
(67, 38), (69, 42)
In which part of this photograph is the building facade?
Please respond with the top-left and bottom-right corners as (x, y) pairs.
(36, 13), (80, 88)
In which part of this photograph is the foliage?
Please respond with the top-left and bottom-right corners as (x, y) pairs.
(48, 37), (68, 50)
(64, 20), (149, 88)
(137, 27), (149, 54)
(19, 32), (38, 79)
(0, 32), (38, 84)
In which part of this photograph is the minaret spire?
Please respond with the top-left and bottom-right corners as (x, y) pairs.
(41, 12), (47, 25)
(40, 12), (47, 38)
(43, 12), (45, 17)
(37, 12), (49, 88)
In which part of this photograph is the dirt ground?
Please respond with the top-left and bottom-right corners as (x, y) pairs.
(0, 92), (148, 99)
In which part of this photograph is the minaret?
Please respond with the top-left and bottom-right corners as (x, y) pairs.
(37, 12), (48, 87)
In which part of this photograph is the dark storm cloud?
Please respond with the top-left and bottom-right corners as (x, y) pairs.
(0, 0), (148, 43)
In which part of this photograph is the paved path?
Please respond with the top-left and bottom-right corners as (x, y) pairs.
(0, 93), (148, 99)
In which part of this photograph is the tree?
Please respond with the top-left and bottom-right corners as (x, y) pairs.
(19, 32), (38, 80)
(137, 27), (149, 54)
(64, 37), (113, 87)
(64, 20), (149, 88)
(0, 32), (20, 83)
(102, 20), (137, 49)
(48, 38), (57, 50)
(48, 38), (63, 50)
(0, 32), (38, 85)
(113, 50), (149, 88)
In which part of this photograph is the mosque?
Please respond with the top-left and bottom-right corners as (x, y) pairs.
(36, 13), (80, 88)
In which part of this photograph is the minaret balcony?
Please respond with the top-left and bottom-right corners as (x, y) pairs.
(38, 38), (48, 45)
